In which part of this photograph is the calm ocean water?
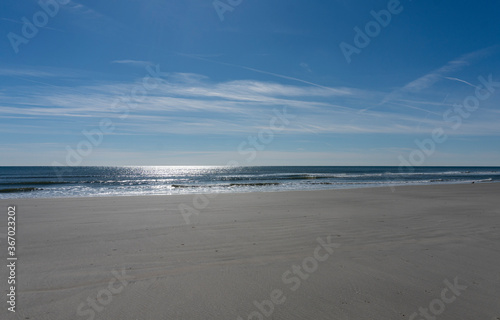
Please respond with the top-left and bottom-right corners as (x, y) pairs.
(0, 166), (498, 199)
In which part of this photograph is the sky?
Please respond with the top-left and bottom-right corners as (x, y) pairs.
(0, 0), (499, 166)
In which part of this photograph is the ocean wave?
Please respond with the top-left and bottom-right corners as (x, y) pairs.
(0, 181), (70, 186)
(0, 187), (42, 193)
(384, 170), (499, 176)
(171, 184), (202, 188)
(474, 178), (493, 183)
(172, 182), (281, 189)
(220, 174), (335, 181)
(229, 182), (280, 186)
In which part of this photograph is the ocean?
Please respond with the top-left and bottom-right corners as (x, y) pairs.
(0, 166), (498, 199)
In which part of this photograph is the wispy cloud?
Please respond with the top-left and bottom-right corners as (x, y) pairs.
(381, 46), (498, 106)
(0, 66), (106, 80)
(0, 68), (58, 78)
(111, 60), (153, 67)
(402, 46), (496, 93)
(300, 62), (312, 73)
(1, 17), (64, 32)
(63, 1), (126, 36)
(177, 52), (337, 91)
(2, 68), (499, 137)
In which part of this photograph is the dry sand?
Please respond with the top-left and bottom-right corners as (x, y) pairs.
(1, 183), (499, 320)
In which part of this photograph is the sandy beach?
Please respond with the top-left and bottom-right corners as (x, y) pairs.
(1, 183), (499, 320)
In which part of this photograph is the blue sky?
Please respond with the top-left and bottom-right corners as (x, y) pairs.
(1, 0), (499, 166)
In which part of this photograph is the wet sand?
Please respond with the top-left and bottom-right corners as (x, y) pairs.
(1, 183), (499, 319)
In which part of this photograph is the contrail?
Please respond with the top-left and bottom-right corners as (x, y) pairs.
(443, 77), (478, 89)
(176, 52), (338, 91)
(391, 102), (442, 116)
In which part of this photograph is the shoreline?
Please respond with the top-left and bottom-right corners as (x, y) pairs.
(1, 180), (498, 201)
(0, 183), (499, 319)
